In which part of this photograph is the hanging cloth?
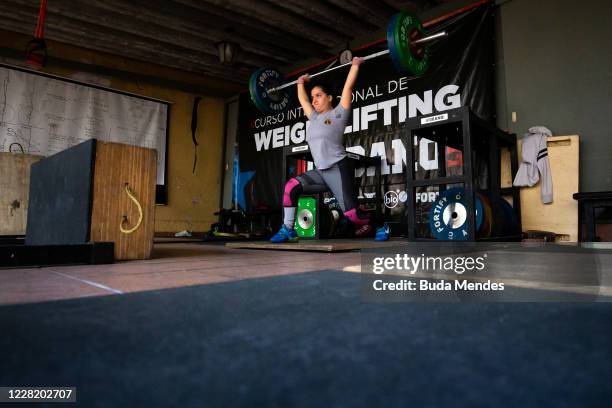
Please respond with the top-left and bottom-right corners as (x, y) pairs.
(191, 96), (202, 174)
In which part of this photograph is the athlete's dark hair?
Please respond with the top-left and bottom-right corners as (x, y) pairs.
(308, 80), (336, 106)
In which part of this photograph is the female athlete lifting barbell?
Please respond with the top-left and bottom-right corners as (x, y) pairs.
(270, 57), (379, 243)
(263, 12), (448, 242)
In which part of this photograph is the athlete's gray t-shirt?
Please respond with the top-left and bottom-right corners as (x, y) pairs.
(306, 104), (350, 169)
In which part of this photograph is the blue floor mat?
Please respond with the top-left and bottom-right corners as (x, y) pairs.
(1, 270), (611, 407)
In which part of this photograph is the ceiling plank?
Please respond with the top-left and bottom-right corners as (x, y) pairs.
(268, 0), (379, 39)
(175, 0), (342, 53)
(326, 0), (393, 28)
(380, 0), (432, 13)
(0, 38), (241, 97)
(65, 0), (301, 64)
(1, 2), (248, 74)
(5, 0), (285, 70)
(164, 0), (334, 59)
(66, 0), (292, 65)
(0, 0), (440, 86)
(0, 10), (250, 83)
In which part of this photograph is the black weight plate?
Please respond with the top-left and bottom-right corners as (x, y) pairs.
(251, 67), (292, 114)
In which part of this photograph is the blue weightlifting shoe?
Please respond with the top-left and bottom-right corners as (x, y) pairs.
(270, 225), (299, 243)
(374, 223), (390, 241)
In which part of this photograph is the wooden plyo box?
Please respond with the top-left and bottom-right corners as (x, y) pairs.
(26, 140), (157, 260)
(0, 152), (44, 235)
(90, 141), (157, 260)
(501, 135), (579, 242)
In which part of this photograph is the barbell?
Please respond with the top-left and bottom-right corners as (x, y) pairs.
(249, 12), (448, 114)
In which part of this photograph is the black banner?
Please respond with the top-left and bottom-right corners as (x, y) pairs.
(236, 4), (495, 230)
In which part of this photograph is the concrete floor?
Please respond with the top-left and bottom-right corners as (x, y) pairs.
(0, 242), (361, 306)
(1, 241), (611, 306)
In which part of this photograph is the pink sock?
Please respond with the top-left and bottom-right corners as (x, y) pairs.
(345, 208), (369, 226)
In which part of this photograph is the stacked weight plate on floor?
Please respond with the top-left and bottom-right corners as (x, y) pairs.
(498, 197), (520, 237)
(324, 197), (342, 238)
(476, 194), (519, 239)
(295, 196), (317, 238)
(477, 193), (493, 239)
(429, 188), (520, 240)
(429, 187), (484, 241)
(294, 196), (341, 239)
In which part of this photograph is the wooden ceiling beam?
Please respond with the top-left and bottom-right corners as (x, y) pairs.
(61, 0), (291, 66)
(269, 0), (379, 39)
(1, 3), (252, 76)
(0, 0), (440, 85)
(326, 0), (393, 28)
(379, 0), (430, 13)
(181, 0), (340, 44)
(162, 0), (333, 59)
(4, 0), (285, 71)
(174, 0), (338, 58)
(0, 12), (250, 84)
(0, 28), (242, 96)
(64, 0), (301, 63)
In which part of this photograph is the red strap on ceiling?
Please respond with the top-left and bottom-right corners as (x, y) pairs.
(34, 0), (47, 39)
(26, 0), (48, 67)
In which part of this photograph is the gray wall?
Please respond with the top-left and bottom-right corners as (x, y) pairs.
(495, 0), (612, 192)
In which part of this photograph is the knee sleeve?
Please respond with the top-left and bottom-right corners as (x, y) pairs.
(283, 178), (303, 207)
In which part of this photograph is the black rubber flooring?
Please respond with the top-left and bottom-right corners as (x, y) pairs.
(1, 270), (611, 407)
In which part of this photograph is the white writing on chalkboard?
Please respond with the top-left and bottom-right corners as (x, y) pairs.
(0, 65), (168, 185)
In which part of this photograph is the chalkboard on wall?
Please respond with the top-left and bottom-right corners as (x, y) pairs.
(0, 64), (170, 204)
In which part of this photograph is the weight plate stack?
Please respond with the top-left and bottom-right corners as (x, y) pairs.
(295, 196), (317, 238)
(429, 187), (483, 240)
(477, 193), (493, 239)
(499, 197), (520, 237)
